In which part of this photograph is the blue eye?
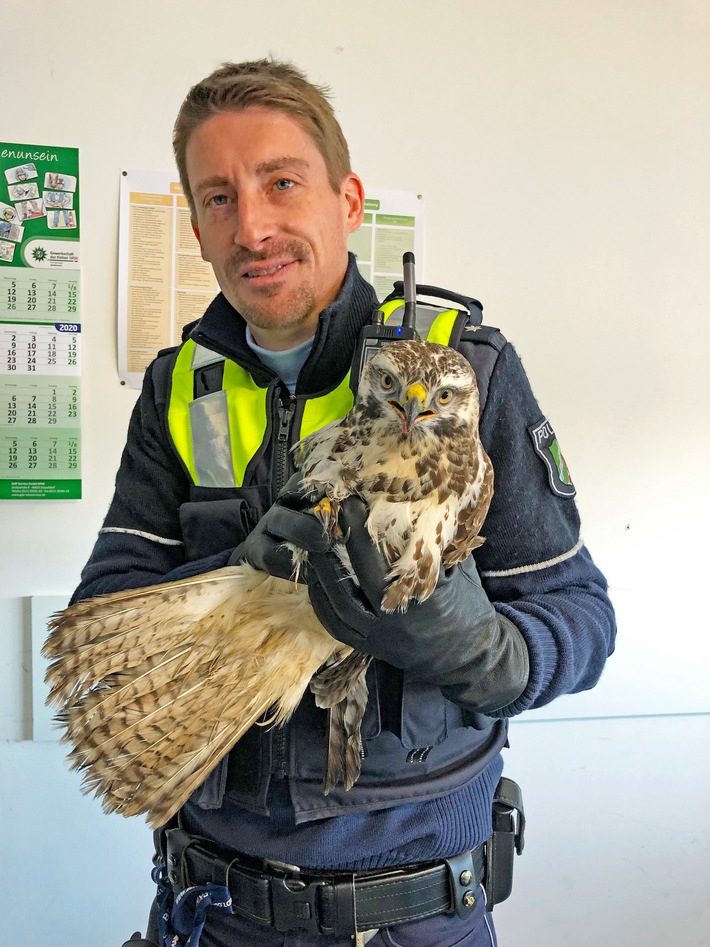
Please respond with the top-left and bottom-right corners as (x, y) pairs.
(274, 179), (293, 191)
(211, 194), (229, 206)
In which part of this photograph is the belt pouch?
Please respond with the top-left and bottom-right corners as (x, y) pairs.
(485, 777), (525, 909)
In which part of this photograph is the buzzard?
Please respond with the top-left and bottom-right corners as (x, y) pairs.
(43, 340), (493, 828)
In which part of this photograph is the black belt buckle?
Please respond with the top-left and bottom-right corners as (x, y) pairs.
(268, 862), (325, 934)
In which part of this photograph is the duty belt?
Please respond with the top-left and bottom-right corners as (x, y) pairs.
(162, 827), (486, 936)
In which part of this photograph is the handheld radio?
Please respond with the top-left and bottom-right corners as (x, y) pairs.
(350, 252), (484, 395)
(349, 252), (420, 394)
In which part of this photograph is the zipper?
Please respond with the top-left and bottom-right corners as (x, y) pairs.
(271, 387), (296, 780)
(273, 391), (296, 496)
(271, 724), (288, 779)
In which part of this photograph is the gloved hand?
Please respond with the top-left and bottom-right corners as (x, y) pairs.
(228, 472), (329, 581)
(255, 490), (530, 715)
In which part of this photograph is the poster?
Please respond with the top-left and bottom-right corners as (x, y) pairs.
(347, 191), (424, 301)
(117, 170), (424, 389)
(0, 142), (81, 500)
(117, 170), (218, 389)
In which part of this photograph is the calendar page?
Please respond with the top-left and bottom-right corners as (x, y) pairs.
(0, 142), (81, 499)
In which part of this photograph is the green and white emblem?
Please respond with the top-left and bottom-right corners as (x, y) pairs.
(528, 417), (576, 498)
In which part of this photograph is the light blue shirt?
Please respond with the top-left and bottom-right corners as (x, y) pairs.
(245, 327), (314, 394)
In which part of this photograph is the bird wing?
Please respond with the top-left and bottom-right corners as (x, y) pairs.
(44, 565), (338, 828)
(442, 447), (494, 567)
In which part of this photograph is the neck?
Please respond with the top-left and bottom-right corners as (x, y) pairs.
(247, 319), (317, 352)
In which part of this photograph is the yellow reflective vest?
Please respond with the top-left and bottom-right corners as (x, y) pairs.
(167, 300), (466, 489)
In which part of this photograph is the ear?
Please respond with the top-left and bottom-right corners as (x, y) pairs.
(341, 172), (365, 235)
(191, 218), (209, 262)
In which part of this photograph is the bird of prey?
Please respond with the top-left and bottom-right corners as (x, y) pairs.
(43, 340), (493, 829)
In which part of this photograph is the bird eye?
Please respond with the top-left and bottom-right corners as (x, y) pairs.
(380, 373), (394, 391)
(438, 388), (453, 405)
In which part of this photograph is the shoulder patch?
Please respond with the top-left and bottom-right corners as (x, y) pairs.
(528, 417), (576, 498)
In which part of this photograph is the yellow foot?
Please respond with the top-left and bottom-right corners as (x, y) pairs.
(313, 497), (343, 540)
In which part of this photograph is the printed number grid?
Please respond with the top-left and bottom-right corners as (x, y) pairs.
(1, 432), (79, 477)
(3, 378), (79, 427)
(1, 378), (80, 477)
(1, 324), (80, 376)
(0, 271), (79, 321)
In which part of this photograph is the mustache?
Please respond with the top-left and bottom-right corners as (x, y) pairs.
(225, 240), (310, 276)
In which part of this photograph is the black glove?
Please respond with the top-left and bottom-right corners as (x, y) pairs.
(228, 472), (329, 581)
(261, 493), (530, 715)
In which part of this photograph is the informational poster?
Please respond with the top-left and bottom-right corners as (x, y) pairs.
(0, 142), (81, 500)
(117, 170), (424, 389)
(348, 191), (424, 301)
(117, 170), (218, 389)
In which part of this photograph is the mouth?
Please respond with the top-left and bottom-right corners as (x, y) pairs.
(241, 259), (297, 280)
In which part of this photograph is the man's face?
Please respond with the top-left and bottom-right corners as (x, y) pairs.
(187, 107), (364, 350)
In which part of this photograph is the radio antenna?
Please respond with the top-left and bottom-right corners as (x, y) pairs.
(402, 252), (417, 330)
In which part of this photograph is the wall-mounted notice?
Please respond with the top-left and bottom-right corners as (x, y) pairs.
(348, 190), (424, 301)
(117, 170), (219, 389)
(0, 142), (81, 500)
(118, 170), (424, 390)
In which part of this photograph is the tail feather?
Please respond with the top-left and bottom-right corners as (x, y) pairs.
(311, 651), (371, 794)
(45, 564), (338, 827)
(323, 675), (370, 794)
(47, 641), (201, 707)
(310, 650), (370, 709)
(43, 567), (242, 657)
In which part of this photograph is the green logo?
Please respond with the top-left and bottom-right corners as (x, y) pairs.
(31, 245), (48, 262)
(528, 418), (576, 498)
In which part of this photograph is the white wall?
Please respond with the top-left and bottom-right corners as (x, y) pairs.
(1, 1), (708, 944)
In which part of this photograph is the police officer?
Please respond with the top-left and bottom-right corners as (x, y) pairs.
(81, 59), (615, 946)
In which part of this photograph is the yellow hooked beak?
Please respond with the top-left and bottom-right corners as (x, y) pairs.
(405, 383), (427, 404)
(395, 382), (434, 433)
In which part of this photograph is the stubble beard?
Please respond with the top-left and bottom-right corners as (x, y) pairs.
(223, 240), (318, 335)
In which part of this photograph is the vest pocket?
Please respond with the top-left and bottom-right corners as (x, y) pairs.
(376, 664), (452, 749)
(400, 674), (450, 748)
(179, 493), (261, 560)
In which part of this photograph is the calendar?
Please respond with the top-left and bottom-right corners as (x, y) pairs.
(0, 141), (81, 499)
(1, 321), (80, 374)
(1, 271), (79, 321)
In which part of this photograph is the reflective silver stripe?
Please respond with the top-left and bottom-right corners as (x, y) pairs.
(100, 526), (184, 546)
(189, 389), (236, 487)
(480, 537), (583, 578)
(190, 343), (226, 371)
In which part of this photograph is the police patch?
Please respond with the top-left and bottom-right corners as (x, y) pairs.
(528, 417), (576, 498)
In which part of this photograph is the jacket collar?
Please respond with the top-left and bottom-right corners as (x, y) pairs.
(188, 253), (379, 395)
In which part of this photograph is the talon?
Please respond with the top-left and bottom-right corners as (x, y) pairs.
(314, 497), (334, 521)
(313, 498), (343, 541)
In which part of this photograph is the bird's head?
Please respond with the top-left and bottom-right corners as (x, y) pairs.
(356, 340), (481, 442)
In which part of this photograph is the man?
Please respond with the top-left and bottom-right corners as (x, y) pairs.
(75, 59), (615, 946)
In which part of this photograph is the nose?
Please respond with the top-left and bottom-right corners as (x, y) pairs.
(234, 189), (276, 251)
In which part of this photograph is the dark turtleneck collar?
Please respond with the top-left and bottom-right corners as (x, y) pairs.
(188, 253), (379, 396)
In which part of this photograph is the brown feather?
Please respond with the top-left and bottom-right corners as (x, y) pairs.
(310, 651), (372, 793)
(46, 566), (341, 827)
